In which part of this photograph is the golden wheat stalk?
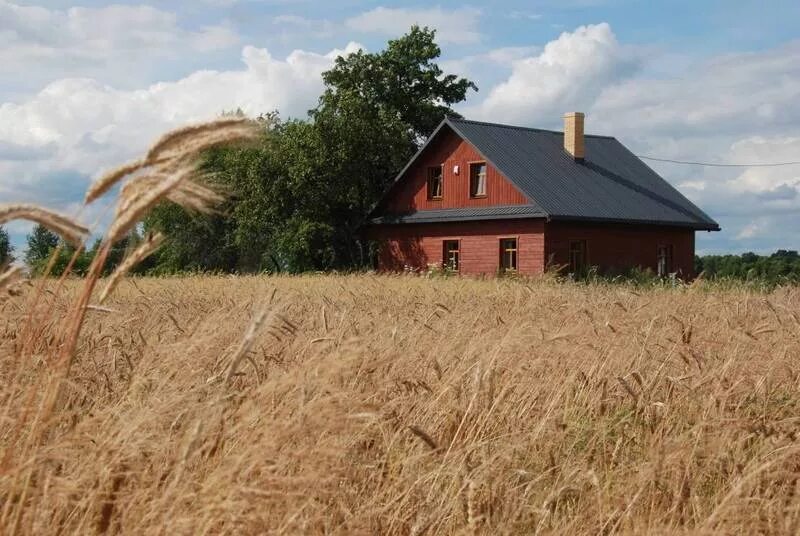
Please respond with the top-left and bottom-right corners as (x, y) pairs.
(85, 159), (147, 205)
(166, 190), (215, 214)
(0, 266), (23, 291)
(116, 171), (222, 220)
(105, 122), (253, 219)
(167, 180), (225, 214)
(98, 233), (164, 304)
(145, 117), (251, 162)
(84, 157), (169, 205)
(0, 204), (88, 247)
(115, 174), (163, 218)
(225, 307), (272, 384)
(105, 166), (193, 244)
(158, 125), (257, 163)
(178, 179), (225, 205)
(84, 119), (256, 206)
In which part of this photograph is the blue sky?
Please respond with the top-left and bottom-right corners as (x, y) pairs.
(2, 0), (799, 256)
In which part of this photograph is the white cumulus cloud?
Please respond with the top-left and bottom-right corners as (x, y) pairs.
(346, 7), (483, 45)
(0, 42), (363, 202)
(469, 23), (640, 125)
(0, 1), (240, 95)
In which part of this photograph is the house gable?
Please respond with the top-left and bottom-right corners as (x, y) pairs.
(369, 116), (718, 231)
(381, 125), (530, 214)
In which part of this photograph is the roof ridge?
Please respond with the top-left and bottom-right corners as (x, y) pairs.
(447, 116), (616, 140)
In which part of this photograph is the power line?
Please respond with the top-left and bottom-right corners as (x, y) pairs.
(636, 155), (800, 167)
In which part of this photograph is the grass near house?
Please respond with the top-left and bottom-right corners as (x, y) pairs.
(2, 274), (800, 534)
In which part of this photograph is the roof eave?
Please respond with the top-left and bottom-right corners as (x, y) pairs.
(547, 214), (720, 231)
(369, 212), (547, 225)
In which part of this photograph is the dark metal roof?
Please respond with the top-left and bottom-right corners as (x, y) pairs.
(370, 205), (546, 225)
(371, 117), (720, 231)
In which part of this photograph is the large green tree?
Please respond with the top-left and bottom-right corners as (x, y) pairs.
(145, 26), (477, 273)
(24, 224), (59, 271)
(0, 226), (12, 266)
(23, 224), (103, 276)
(318, 25), (477, 140)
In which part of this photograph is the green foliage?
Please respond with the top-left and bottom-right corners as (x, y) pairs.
(143, 203), (239, 274)
(145, 26), (477, 274)
(52, 245), (95, 276)
(696, 250), (800, 284)
(25, 224), (93, 276)
(24, 223), (144, 277)
(0, 226), (12, 266)
(553, 252), (800, 290)
(273, 217), (336, 272)
(318, 25), (477, 140)
(25, 224), (60, 272)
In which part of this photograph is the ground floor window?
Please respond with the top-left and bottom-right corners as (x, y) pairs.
(657, 244), (673, 277)
(443, 240), (460, 271)
(500, 238), (518, 271)
(569, 240), (587, 273)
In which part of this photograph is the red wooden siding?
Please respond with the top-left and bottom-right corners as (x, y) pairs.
(368, 220), (546, 275)
(545, 222), (696, 277)
(386, 127), (529, 212)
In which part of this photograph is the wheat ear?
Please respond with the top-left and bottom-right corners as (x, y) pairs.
(145, 118), (251, 162)
(105, 168), (188, 244)
(156, 124), (258, 162)
(225, 307), (272, 384)
(98, 233), (164, 304)
(166, 180), (225, 214)
(85, 159), (146, 204)
(0, 204), (88, 247)
(86, 119), (255, 206)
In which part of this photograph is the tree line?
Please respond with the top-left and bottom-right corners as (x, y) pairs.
(695, 250), (800, 282)
(8, 219), (798, 284)
(0, 223), (146, 277)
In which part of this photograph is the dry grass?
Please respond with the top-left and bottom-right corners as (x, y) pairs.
(2, 274), (800, 534)
(98, 233), (164, 304)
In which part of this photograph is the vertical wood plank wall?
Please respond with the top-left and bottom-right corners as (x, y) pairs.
(545, 222), (697, 278)
(386, 127), (529, 212)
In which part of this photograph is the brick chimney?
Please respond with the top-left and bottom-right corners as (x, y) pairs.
(563, 112), (585, 160)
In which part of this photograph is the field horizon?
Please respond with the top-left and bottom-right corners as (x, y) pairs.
(2, 274), (800, 534)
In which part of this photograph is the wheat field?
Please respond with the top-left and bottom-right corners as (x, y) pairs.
(2, 120), (800, 534)
(2, 274), (800, 534)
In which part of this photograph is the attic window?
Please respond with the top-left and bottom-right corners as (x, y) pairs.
(469, 162), (487, 198)
(427, 166), (443, 199)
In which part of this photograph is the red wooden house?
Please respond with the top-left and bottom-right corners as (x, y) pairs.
(365, 113), (719, 277)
